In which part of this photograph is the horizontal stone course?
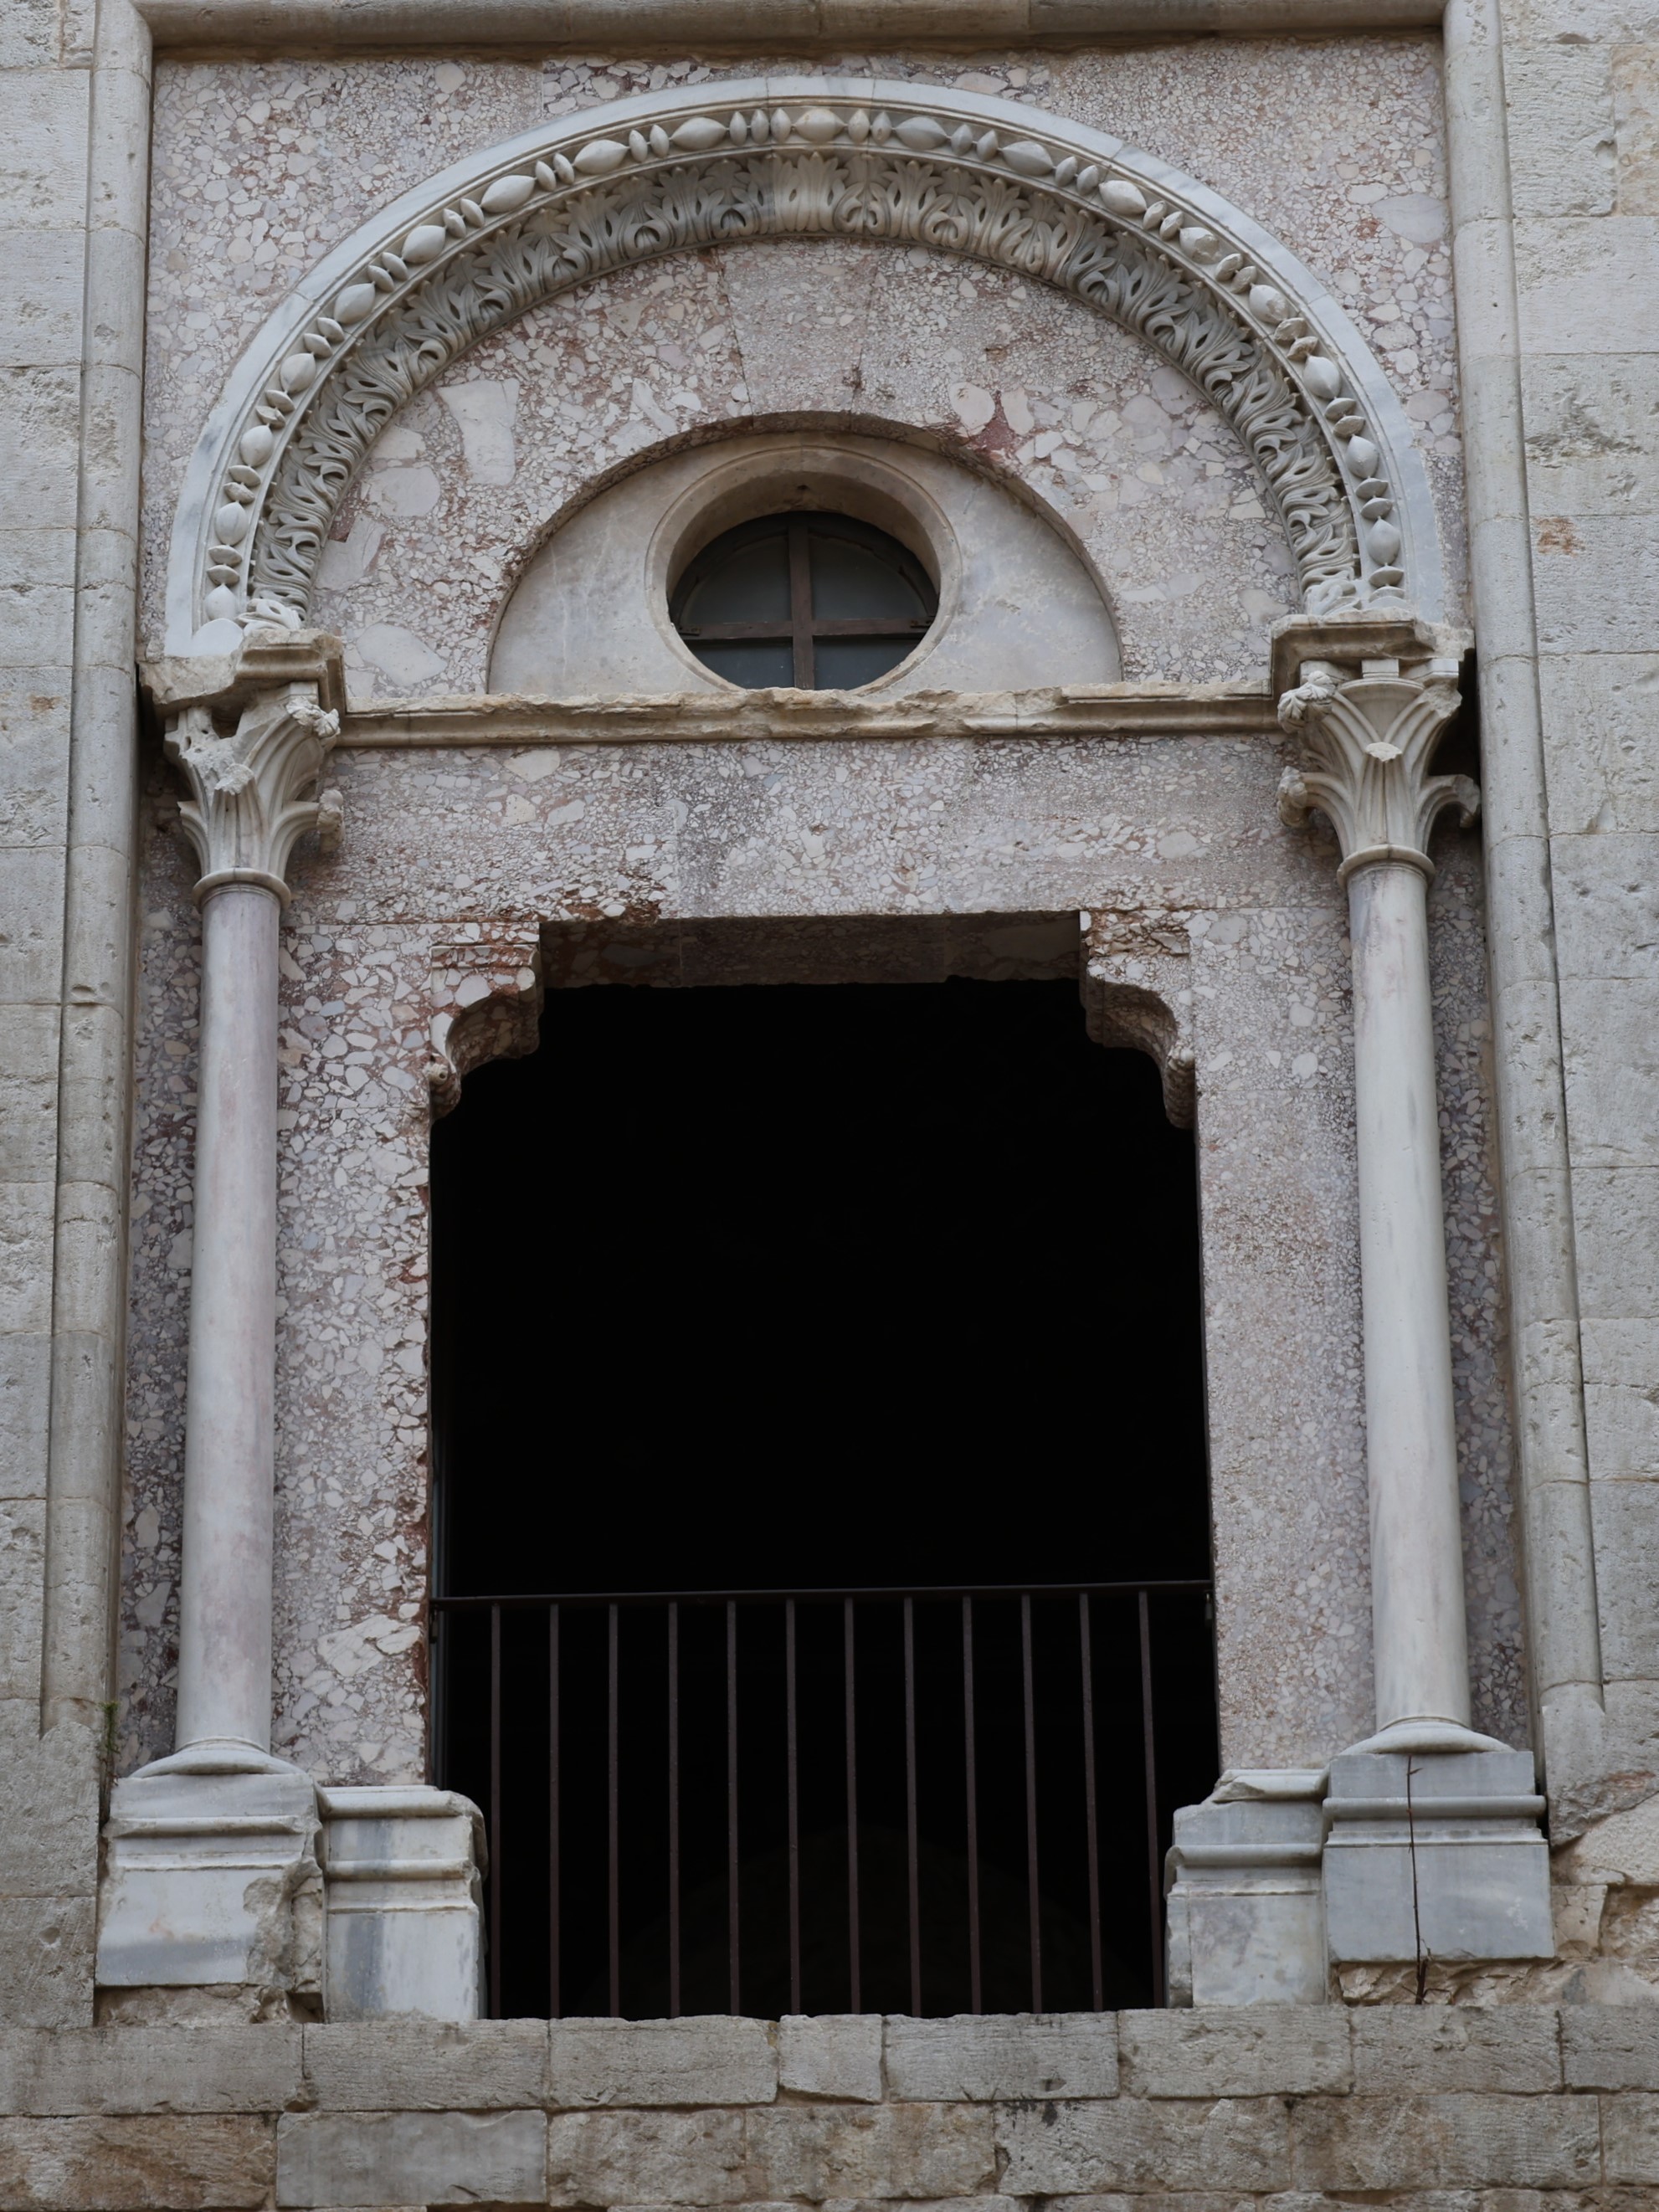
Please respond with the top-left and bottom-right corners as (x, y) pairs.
(301, 2020), (545, 2111)
(743, 2102), (997, 2202)
(1287, 2091), (1603, 2190)
(1119, 2009), (1348, 2097)
(996, 2095), (1292, 2194)
(275, 2108), (545, 2209)
(885, 2015), (1117, 2102)
(1348, 2007), (1563, 2093)
(0, 2026), (306, 2116)
(549, 2018), (777, 2109)
(0, 2113), (274, 2209)
(1562, 2003), (1659, 2089)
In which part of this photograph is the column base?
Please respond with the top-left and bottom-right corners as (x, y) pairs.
(1165, 1769), (1329, 2005)
(317, 1786), (485, 2021)
(1323, 1746), (1554, 1964)
(96, 1768), (322, 2004)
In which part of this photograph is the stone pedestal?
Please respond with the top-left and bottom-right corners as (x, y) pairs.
(1323, 1748), (1554, 1964)
(1166, 1770), (1328, 2006)
(318, 1787), (485, 2021)
(95, 1768), (322, 2007)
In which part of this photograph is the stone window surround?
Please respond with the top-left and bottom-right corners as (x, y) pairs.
(487, 428), (1124, 698)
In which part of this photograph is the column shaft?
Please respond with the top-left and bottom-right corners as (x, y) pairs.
(1348, 859), (1471, 1736)
(174, 884), (281, 1756)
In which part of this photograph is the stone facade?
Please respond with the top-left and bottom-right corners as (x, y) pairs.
(5, 0), (1659, 2200)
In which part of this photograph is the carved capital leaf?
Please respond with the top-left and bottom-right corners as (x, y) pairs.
(1276, 664), (1474, 880)
(165, 681), (342, 900)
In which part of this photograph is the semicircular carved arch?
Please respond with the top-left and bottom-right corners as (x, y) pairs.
(166, 77), (1445, 654)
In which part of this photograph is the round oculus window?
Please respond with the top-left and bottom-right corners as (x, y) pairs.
(670, 511), (938, 690)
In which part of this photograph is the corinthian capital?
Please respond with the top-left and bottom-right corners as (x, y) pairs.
(1276, 655), (1477, 883)
(166, 680), (341, 903)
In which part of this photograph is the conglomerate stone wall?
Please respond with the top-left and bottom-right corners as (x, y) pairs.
(0, 2008), (1656, 2205)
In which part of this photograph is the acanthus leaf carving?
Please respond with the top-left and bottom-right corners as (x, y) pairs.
(1276, 657), (1477, 881)
(165, 680), (342, 901)
(172, 80), (1433, 652)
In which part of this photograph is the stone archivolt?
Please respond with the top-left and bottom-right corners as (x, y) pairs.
(174, 80), (1431, 649)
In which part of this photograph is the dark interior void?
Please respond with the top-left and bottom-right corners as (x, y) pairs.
(432, 973), (1217, 2016)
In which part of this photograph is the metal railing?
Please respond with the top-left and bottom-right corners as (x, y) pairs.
(432, 1580), (1215, 2020)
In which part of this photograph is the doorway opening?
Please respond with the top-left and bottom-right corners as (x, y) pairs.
(432, 947), (1216, 2017)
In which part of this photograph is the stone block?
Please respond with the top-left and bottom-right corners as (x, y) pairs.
(1516, 216), (1659, 357)
(1163, 1778), (1329, 2007)
(0, 1896), (95, 2033)
(1534, 516), (1659, 656)
(745, 2102), (996, 2202)
(0, 2114), (274, 2207)
(1288, 2093), (1601, 2190)
(884, 2014), (1117, 2101)
(1323, 1750), (1554, 1965)
(547, 2017), (775, 2108)
(1604, 2090), (1659, 2181)
(1562, 977), (1659, 1163)
(1506, 44), (1616, 217)
(97, 1770), (321, 2000)
(1572, 1167), (1659, 1322)
(0, 846), (65, 1004)
(546, 2108), (747, 2206)
(1615, 38), (1659, 218)
(1524, 356), (1659, 522)
(276, 2109), (545, 2208)
(1563, 2002), (1659, 2088)
(0, 231), (84, 370)
(1350, 2006), (1562, 2092)
(1589, 1478), (1659, 1680)
(0, 1498), (43, 1704)
(1538, 651), (1659, 835)
(0, 373), (79, 536)
(995, 2097), (1291, 2195)
(0, 1332), (49, 1498)
(1554, 835), (1659, 983)
(0, 584), (74, 675)
(0, 1706), (99, 1896)
(778, 2016), (881, 2102)
(317, 1787), (483, 2023)
(302, 2020), (545, 2111)
(1120, 2008), (1350, 2097)
(0, 1182), (54, 1338)
(0, 2025), (305, 2114)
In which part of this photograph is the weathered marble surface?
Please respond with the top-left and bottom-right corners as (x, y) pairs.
(138, 38), (1464, 668)
(118, 727), (1520, 1783)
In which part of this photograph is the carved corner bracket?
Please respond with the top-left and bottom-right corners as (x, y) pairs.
(1082, 911), (1195, 1129)
(426, 937), (547, 1116)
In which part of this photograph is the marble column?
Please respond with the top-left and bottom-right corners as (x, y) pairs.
(1276, 632), (1551, 1980)
(97, 636), (342, 2008)
(1276, 647), (1486, 1756)
(161, 676), (342, 1766)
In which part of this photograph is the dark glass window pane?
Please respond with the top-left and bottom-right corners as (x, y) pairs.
(670, 511), (937, 690)
(809, 529), (929, 623)
(679, 531), (791, 625)
(689, 638), (797, 687)
(814, 635), (917, 688)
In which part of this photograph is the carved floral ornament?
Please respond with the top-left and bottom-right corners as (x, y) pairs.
(166, 79), (1445, 653)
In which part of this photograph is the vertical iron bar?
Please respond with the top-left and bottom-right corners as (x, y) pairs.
(727, 1600), (740, 2014)
(1140, 1588), (1166, 2008)
(786, 1599), (801, 2016)
(668, 1600), (681, 2020)
(548, 1604), (560, 2020)
(1079, 1594), (1103, 2012)
(845, 1598), (860, 2013)
(904, 1596), (922, 2017)
(488, 1604), (501, 2020)
(962, 1595), (982, 2015)
(608, 1603), (620, 2018)
(1021, 1594), (1043, 2014)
